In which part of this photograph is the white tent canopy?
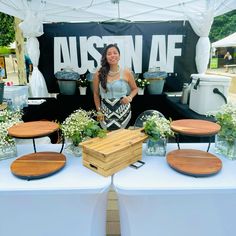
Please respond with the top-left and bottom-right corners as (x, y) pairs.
(0, 0), (235, 96)
(212, 32), (236, 48)
(0, 0), (235, 23)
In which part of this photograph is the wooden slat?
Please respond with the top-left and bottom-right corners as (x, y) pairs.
(107, 210), (120, 222)
(106, 190), (120, 235)
(83, 144), (142, 163)
(83, 147), (142, 170)
(83, 154), (141, 177)
(80, 129), (147, 155)
(107, 200), (119, 211)
(106, 222), (121, 235)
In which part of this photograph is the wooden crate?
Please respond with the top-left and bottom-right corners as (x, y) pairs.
(80, 129), (148, 176)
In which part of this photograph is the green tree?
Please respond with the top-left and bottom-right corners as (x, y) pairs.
(0, 13), (15, 47)
(210, 10), (236, 43)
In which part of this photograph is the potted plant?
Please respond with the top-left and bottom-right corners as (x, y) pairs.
(78, 76), (89, 95)
(0, 108), (22, 160)
(211, 103), (236, 160)
(55, 68), (80, 95)
(60, 109), (106, 156)
(143, 69), (167, 95)
(143, 113), (174, 156)
(135, 75), (150, 95)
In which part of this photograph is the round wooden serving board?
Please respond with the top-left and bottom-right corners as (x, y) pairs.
(166, 149), (222, 177)
(8, 121), (59, 139)
(11, 152), (66, 180)
(170, 119), (221, 136)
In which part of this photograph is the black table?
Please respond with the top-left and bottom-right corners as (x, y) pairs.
(165, 96), (215, 121)
(22, 94), (217, 143)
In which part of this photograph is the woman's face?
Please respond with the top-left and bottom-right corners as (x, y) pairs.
(106, 47), (120, 66)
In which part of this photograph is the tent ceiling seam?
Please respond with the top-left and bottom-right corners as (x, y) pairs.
(0, 0), (20, 11)
(215, 0), (233, 12)
(125, 0), (196, 11)
(44, 10), (110, 20)
(46, 0), (110, 10)
(119, 0), (201, 20)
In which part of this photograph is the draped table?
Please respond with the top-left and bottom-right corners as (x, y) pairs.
(0, 144), (111, 236)
(113, 143), (236, 236)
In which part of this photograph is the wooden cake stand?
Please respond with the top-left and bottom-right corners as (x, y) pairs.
(8, 121), (66, 180)
(167, 119), (222, 177)
(170, 119), (221, 152)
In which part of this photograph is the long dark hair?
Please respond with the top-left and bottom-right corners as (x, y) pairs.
(98, 44), (120, 90)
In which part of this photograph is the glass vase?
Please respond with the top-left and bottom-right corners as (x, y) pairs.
(145, 138), (167, 156)
(0, 144), (17, 161)
(215, 135), (236, 160)
(64, 143), (82, 157)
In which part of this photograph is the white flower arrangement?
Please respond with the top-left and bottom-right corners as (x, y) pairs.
(135, 78), (150, 88)
(61, 109), (106, 146)
(143, 114), (174, 142)
(0, 109), (22, 148)
(78, 77), (89, 87)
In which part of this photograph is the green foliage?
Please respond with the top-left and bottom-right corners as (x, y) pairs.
(83, 121), (107, 139)
(61, 109), (106, 146)
(0, 13), (15, 47)
(144, 119), (161, 142)
(143, 114), (174, 142)
(210, 10), (236, 43)
(212, 103), (236, 143)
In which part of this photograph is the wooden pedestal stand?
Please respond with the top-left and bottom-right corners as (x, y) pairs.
(8, 121), (66, 180)
(167, 119), (222, 177)
(170, 119), (221, 152)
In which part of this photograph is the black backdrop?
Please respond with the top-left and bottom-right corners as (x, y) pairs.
(38, 21), (198, 93)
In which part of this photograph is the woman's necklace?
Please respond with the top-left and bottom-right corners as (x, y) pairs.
(108, 66), (120, 77)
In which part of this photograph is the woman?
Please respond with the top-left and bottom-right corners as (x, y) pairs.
(93, 44), (138, 130)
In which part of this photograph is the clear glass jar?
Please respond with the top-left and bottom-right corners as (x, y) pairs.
(215, 135), (236, 160)
(64, 143), (82, 157)
(0, 144), (17, 161)
(146, 138), (167, 156)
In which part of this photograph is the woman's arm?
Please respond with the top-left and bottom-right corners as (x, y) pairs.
(121, 68), (138, 104)
(93, 71), (101, 111)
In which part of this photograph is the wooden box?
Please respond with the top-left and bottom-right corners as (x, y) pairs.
(80, 129), (148, 177)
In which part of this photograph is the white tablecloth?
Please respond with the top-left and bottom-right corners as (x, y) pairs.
(0, 144), (111, 236)
(113, 143), (236, 236)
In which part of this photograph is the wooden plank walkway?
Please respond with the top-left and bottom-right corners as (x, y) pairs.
(106, 190), (121, 236)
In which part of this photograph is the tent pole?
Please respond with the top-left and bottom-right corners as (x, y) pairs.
(14, 17), (27, 85)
